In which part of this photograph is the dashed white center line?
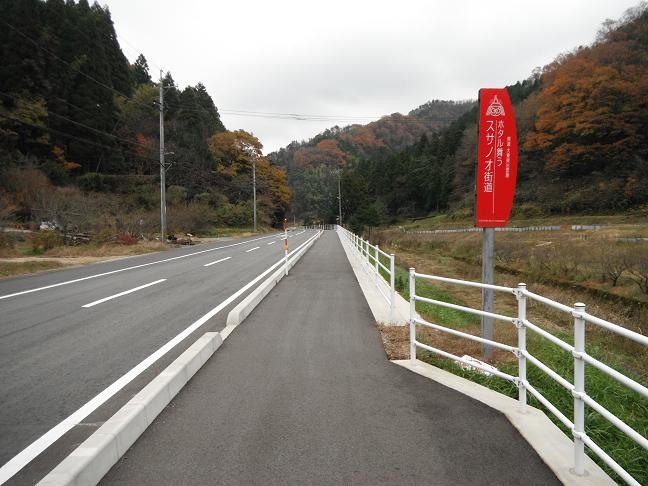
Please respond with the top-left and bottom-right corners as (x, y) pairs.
(0, 232), (321, 484)
(203, 256), (232, 267)
(267, 241), (276, 245)
(82, 279), (166, 308)
(245, 246), (260, 252)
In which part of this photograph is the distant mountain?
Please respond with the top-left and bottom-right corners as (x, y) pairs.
(274, 3), (648, 229)
(270, 100), (474, 170)
(268, 100), (475, 220)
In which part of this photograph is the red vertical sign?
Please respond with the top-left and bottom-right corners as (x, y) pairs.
(476, 88), (518, 227)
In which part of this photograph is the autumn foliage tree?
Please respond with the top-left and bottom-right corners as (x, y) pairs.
(525, 5), (648, 176)
(208, 130), (290, 226)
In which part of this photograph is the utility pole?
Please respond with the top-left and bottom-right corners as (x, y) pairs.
(159, 70), (167, 244)
(252, 157), (257, 232)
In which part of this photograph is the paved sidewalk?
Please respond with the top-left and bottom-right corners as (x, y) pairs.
(101, 231), (558, 485)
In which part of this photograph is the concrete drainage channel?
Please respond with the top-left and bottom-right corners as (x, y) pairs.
(38, 230), (323, 486)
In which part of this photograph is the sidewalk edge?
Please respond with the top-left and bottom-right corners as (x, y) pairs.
(335, 230), (409, 325)
(225, 230), (322, 327)
(37, 332), (223, 486)
(392, 359), (614, 486)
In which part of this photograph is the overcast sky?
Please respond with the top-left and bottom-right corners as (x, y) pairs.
(103, 0), (638, 154)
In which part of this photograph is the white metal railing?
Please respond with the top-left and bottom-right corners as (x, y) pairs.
(337, 226), (396, 323)
(303, 224), (336, 230)
(408, 268), (648, 486)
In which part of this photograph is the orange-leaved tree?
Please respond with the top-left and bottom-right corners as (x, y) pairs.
(525, 7), (648, 176)
(207, 129), (291, 225)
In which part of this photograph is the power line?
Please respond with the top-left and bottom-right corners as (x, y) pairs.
(171, 102), (462, 125)
(115, 32), (164, 73)
(0, 91), (155, 153)
(0, 113), (158, 162)
(1, 20), (152, 112)
(221, 109), (384, 120)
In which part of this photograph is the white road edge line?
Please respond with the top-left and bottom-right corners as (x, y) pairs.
(203, 256), (232, 267)
(0, 232), (319, 485)
(0, 233), (282, 301)
(81, 279), (167, 308)
(245, 246), (260, 252)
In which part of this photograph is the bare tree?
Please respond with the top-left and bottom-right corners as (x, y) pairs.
(628, 246), (648, 294)
(598, 246), (630, 286)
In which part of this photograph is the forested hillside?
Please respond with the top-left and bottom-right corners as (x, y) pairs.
(269, 100), (474, 222)
(0, 0), (290, 235)
(274, 4), (648, 230)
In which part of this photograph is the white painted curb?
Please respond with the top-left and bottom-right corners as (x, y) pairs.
(393, 359), (614, 486)
(37, 332), (223, 486)
(226, 230), (323, 327)
(336, 230), (411, 326)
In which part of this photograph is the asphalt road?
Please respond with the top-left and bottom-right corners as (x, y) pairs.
(0, 229), (316, 485)
(103, 231), (559, 485)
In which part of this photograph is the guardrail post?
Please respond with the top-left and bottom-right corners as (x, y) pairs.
(517, 283), (527, 411)
(573, 302), (587, 476)
(375, 244), (380, 286)
(389, 254), (395, 324)
(409, 268), (416, 365)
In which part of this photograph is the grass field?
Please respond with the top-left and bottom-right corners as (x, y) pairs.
(370, 224), (648, 484)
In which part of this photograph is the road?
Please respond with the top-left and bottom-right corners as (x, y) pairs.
(102, 231), (558, 485)
(0, 229), (316, 485)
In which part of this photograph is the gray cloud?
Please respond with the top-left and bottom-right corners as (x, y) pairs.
(103, 0), (639, 152)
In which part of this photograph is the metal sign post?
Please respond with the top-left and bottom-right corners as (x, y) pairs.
(481, 227), (495, 357)
(475, 88), (518, 359)
(283, 218), (289, 276)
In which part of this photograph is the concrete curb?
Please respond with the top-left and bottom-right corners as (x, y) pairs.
(393, 359), (614, 486)
(37, 332), (223, 486)
(336, 230), (411, 326)
(226, 230), (322, 327)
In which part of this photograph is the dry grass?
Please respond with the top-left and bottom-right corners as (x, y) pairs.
(0, 260), (69, 278)
(391, 245), (647, 379)
(43, 240), (167, 258)
(372, 225), (648, 484)
(0, 240), (169, 279)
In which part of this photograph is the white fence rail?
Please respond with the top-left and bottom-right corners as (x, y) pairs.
(303, 224), (336, 230)
(408, 269), (648, 486)
(338, 226), (396, 323)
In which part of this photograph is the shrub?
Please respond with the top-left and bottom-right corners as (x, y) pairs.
(116, 233), (138, 245)
(0, 232), (14, 249)
(30, 231), (63, 252)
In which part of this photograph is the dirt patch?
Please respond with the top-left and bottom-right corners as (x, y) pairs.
(377, 325), (409, 360)
(377, 323), (517, 368)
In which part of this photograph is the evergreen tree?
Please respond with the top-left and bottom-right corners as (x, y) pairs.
(131, 54), (151, 86)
